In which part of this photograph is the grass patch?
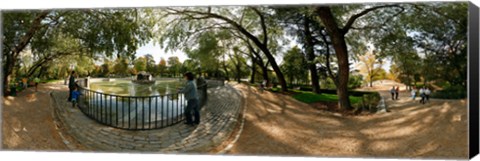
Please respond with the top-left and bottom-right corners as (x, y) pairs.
(292, 91), (362, 104)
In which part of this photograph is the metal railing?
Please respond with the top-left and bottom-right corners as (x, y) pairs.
(75, 79), (210, 130)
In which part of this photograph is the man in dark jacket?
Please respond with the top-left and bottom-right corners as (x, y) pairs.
(68, 71), (77, 102)
(178, 72), (199, 125)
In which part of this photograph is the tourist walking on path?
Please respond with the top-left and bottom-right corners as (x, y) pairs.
(411, 87), (417, 100)
(22, 77), (28, 89)
(34, 77), (41, 92)
(260, 79), (267, 92)
(179, 72), (200, 126)
(390, 86), (396, 100)
(419, 87), (426, 104)
(425, 87), (431, 103)
(395, 86), (400, 100)
(68, 71), (77, 102)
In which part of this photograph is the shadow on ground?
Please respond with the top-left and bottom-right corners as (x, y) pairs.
(227, 83), (467, 159)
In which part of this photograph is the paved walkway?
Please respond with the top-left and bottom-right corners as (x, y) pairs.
(226, 82), (468, 159)
(2, 83), (85, 151)
(51, 84), (243, 153)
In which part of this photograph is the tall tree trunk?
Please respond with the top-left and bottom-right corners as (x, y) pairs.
(260, 65), (269, 86)
(316, 7), (352, 110)
(369, 78), (373, 87)
(303, 16), (321, 94)
(249, 55), (256, 84)
(236, 64), (241, 83)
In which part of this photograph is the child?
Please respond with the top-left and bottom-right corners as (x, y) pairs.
(22, 77), (28, 89)
(71, 86), (82, 108)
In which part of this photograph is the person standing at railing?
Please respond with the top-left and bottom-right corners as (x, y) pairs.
(68, 71), (77, 102)
(178, 72), (200, 126)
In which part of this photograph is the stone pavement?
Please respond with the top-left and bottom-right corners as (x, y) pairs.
(51, 84), (243, 153)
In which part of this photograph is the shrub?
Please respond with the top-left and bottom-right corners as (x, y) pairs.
(292, 92), (362, 104)
(354, 92), (381, 113)
(431, 85), (466, 99)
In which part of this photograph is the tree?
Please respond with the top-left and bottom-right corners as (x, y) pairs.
(369, 3), (467, 88)
(160, 7), (289, 91)
(157, 57), (168, 77)
(134, 56), (147, 72)
(167, 56), (181, 77)
(2, 9), (155, 94)
(273, 7), (323, 93)
(144, 54), (157, 75)
(281, 46), (309, 86)
(314, 4), (404, 110)
(113, 57), (129, 76)
(357, 51), (384, 87)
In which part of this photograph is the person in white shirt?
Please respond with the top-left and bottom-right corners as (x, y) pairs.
(425, 88), (431, 103)
(419, 87), (426, 104)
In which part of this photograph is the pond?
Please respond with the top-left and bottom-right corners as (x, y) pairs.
(88, 79), (184, 96)
(80, 79), (188, 129)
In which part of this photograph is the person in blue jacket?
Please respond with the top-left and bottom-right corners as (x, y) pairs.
(178, 72), (200, 126)
(71, 86), (82, 108)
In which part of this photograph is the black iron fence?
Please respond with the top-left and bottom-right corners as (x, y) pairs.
(75, 79), (211, 130)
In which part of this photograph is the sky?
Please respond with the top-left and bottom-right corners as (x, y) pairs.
(135, 41), (189, 63)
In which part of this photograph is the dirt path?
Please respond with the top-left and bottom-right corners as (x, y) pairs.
(2, 83), (84, 151)
(227, 81), (468, 159)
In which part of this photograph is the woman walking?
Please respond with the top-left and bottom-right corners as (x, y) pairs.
(68, 71), (77, 102)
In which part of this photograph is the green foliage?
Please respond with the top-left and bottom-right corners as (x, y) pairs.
(134, 56), (147, 72)
(144, 54), (157, 75)
(431, 85), (467, 99)
(158, 58), (168, 76)
(355, 92), (381, 112)
(293, 91), (362, 104)
(348, 74), (364, 89)
(281, 46), (309, 85)
(2, 9), (155, 85)
(113, 57), (129, 76)
(370, 3), (467, 87)
(167, 56), (181, 77)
